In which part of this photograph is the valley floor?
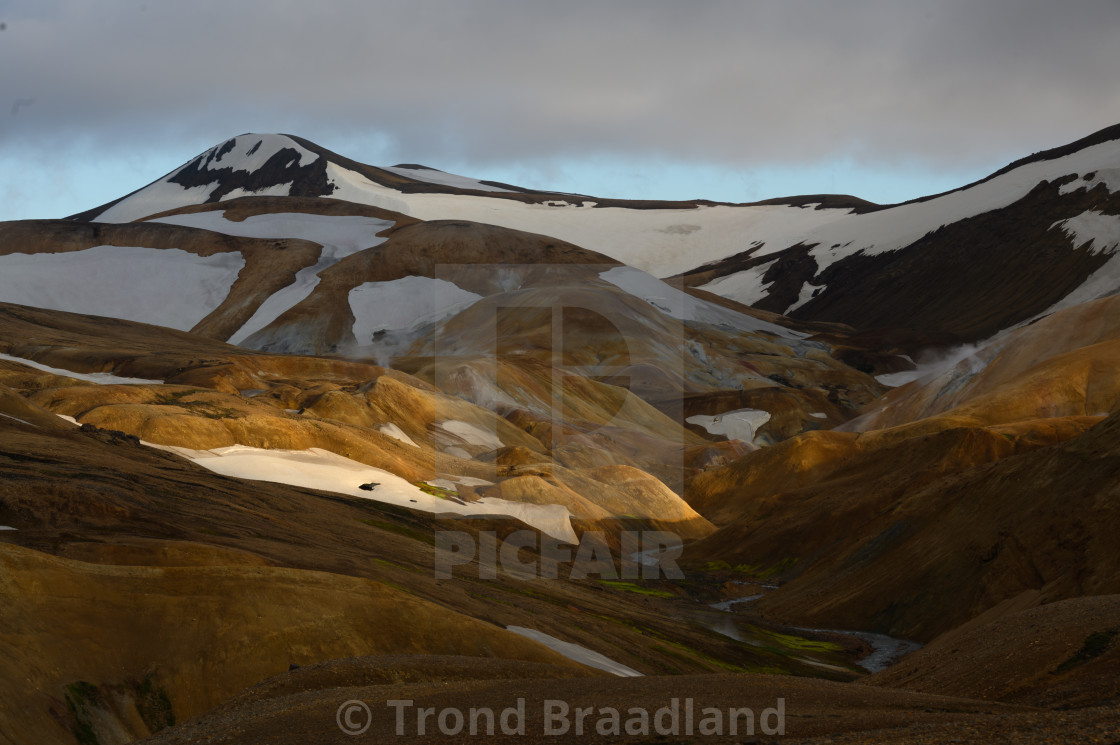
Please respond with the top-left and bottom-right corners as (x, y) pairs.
(137, 661), (1120, 744)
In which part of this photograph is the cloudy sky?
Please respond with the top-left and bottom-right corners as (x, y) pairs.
(2, 0), (1119, 221)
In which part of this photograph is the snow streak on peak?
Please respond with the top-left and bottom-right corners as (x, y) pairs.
(90, 134), (326, 223)
(381, 164), (515, 193)
(201, 134), (319, 173)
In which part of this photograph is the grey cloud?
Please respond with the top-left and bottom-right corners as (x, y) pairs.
(1, 0), (1119, 176)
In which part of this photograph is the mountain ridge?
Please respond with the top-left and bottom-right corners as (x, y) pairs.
(53, 125), (1120, 347)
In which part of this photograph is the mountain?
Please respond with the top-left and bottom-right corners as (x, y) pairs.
(66, 126), (1120, 349)
(682, 124), (1120, 343)
(2, 127), (1120, 744)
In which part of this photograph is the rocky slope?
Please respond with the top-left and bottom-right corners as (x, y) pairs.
(0, 357), (867, 744)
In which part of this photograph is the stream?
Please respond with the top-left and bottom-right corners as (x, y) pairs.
(626, 550), (923, 673)
(706, 593), (922, 673)
(791, 627), (922, 673)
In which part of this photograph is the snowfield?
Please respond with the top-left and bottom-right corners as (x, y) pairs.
(81, 131), (1120, 320)
(148, 210), (393, 252)
(349, 276), (483, 344)
(151, 443), (577, 542)
(94, 180), (217, 224)
(320, 159), (848, 277)
(319, 134), (1120, 290)
(147, 211), (395, 344)
(0, 245), (244, 332)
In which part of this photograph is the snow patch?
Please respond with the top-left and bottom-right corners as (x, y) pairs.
(875, 343), (988, 389)
(233, 260), (330, 345)
(349, 276), (483, 344)
(0, 413), (34, 427)
(0, 526), (16, 531)
(698, 262), (775, 307)
(1059, 168), (1120, 195)
(146, 211), (394, 344)
(1050, 210), (1120, 255)
(505, 626), (642, 677)
(599, 266), (802, 338)
(444, 446), (473, 459)
(784, 280), (823, 314)
(687, 408), (772, 443)
(158, 444), (575, 541)
(94, 180), (216, 223)
(0, 353), (163, 385)
(0, 246), (244, 332)
(437, 419), (503, 450)
(1023, 209), (1120, 318)
(1037, 256), (1120, 316)
(325, 163), (413, 215)
(440, 474), (494, 488)
(379, 422), (419, 448)
(305, 163), (848, 276)
(875, 371), (922, 388)
(149, 211), (393, 252)
(219, 183), (294, 200)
